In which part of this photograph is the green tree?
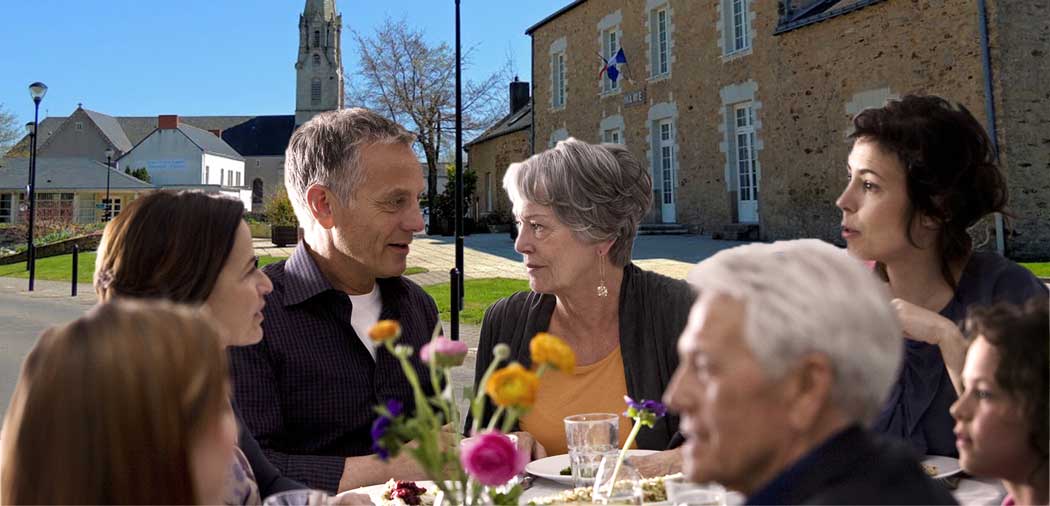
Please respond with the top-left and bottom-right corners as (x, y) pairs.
(264, 187), (298, 226)
(433, 163), (477, 224)
(124, 167), (152, 183)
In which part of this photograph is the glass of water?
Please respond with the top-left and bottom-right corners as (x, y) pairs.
(564, 413), (619, 488)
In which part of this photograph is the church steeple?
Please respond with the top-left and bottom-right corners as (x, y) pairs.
(295, 0), (344, 126)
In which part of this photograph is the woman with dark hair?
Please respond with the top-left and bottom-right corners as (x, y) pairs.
(835, 95), (1047, 456)
(3, 301), (237, 505)
(951, 299), (1049, 505)
(95, 190), (369, 504)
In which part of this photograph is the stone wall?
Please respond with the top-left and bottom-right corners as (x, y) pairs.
(466, 128), (530, 220)
(529, 0), (1047, 257)
(0, 231), (102, 265)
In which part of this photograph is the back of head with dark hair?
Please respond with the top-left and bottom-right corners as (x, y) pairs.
(965, 298), (1050, 468)
(95, 190), (245, 303)
(850, 94), (1008, 288)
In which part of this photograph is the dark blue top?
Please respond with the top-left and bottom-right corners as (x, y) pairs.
(872, 252), (1048, 456)
(229, 243), (440, 493)
(746, 425), (956, 505)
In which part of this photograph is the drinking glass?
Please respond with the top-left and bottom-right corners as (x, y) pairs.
(262, 489), (331, 506)
(564, 413), (619, 488)
(664, 476), (727, 506)
(591, 454), (643, 505)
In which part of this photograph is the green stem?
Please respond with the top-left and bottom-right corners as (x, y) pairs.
(500, 406), (519, 434)
(487, 405), (506, 431)
(607, 422), (643, 495)
(471, 358), (503, 434)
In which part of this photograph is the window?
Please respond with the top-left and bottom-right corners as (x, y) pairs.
(651, 7), (670, 77)
(313, 54), (321, 66)
(313, 30), (320, 47)
(602, 28), (620, 93)
(252, 178), (264, 205)
(205, 165), (210, 183)
(311, 78), (322, 105)
(220, 168), (225, 186)
(552, 52), (566, 108)
(603, 128), (622, 144)
(658, 120), (675, 206)
(485, 173), (493, 211)
(228, 171), (234, 186)
(255, 159), (261, 167)
(236, 172), (241, 187)
(721, 0), (752, 55)
(102, 197), (122, 220)
(735, 102), (758, 202)
(36, 193), (75, 221)
(75, 121), (83, 131)
(0, 193), (11, 223)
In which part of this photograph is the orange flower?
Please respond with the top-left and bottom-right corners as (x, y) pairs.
(485, 363), (539, 408)
(368, 320), (402, 343)
(529, 332), (575, 374)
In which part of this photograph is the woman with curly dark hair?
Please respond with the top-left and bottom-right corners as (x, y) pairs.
(835, 94), (1047, 457)
(951, 299), (1048, 506)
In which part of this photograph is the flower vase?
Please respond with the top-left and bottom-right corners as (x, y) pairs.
(433, 479), (490, 506)
(591, 455), (643, 505)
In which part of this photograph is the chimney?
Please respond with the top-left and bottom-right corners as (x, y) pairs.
(158, 115), (180, 129)
(208, 129), (222, 138)
(509, 77), (530, 114)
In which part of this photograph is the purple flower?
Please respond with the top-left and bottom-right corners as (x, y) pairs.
(623, 395), (667, 428)
(371, 399), (404, 460)
(421, 337), (469, 368)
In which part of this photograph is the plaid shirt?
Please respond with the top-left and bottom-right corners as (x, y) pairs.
(229, 243), (439, 493)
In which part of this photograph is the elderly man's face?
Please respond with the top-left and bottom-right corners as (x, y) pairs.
(328, 142), (425, 283)
(664, 292), (796, 494)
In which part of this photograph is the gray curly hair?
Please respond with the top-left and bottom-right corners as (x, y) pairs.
(503, 138), (652, 266)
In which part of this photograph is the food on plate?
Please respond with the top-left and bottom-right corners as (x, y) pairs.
(379, 480), (436, 506)
(922, 463), (939, 477)
(528, 473), (678, 505)
(559, 466), (572, 476)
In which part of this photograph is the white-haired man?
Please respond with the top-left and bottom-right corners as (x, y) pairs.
(665, 239), (956, 504)
(230, 108), (437, 493)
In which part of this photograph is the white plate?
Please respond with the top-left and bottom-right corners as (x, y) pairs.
(350, 480), (437, 505)
(922, 455), (963, 479)
(525, 449), (658, 485)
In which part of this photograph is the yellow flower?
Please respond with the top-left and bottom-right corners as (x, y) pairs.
(368, 320), (402, 343)
(485, 363), (539, 408)
(529, 332), (576, 374)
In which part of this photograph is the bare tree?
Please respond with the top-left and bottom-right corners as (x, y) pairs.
(0, 104), (22, 157)
(347, 17), (509, 221)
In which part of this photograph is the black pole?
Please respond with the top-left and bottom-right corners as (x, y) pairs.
(71, 244), (79, 297)
(24, 131), (34, 272)
(105, 154), (112, 221)
(27, 98), (41, 292)
(451, 0), (465, 340)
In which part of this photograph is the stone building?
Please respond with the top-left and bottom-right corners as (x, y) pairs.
(465, 79), (533, 222)
(526, 0), (1048, 259)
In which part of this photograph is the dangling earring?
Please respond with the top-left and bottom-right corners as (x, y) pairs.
(596, 254), (609, 298)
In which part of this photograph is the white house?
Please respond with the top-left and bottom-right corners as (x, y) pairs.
(118, 115), (251, 208)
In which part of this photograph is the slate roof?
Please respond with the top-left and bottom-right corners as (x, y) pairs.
(6, 114), (295, 159)
(5, 117), (71, 156)
(525, 0), (587, 35)
(465, 103), (532, 148)
(82, 109), (133, 152)
(177, 123), (246, 160)
(0, 157), (156, 191)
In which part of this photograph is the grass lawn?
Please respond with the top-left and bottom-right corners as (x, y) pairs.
(0, 251), (98, 284)
(423, 278), (531, 325)
(1021, 262), (1050, 278)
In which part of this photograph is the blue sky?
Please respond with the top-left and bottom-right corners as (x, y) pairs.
(0, 0), (572, 126)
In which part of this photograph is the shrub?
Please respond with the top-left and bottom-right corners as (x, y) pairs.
(264, 188), (298, 226)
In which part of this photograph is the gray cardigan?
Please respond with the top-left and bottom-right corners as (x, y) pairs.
(470, 263), (696, 450)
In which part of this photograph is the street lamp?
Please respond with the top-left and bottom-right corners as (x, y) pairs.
(104, 147), (114, 221)
(23, 122), (34, 272)
(26, 81), (47, 292)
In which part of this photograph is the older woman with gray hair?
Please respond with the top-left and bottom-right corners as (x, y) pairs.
(471, 138), (694, 474)
(665, 239), (954, 504)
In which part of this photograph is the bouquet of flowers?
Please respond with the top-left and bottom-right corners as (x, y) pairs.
(368, 322), (576, 506)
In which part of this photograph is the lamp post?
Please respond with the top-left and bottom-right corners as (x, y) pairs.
(27, 81), (47, 292)
(104, 147), (114, 221)
(23, 122), (34, 272)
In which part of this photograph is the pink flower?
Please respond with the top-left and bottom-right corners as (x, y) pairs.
(420, 337), (468, 368)
(459, 431), (528, 487)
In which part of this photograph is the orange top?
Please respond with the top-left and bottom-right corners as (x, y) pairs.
(520, 347), (635, 455)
